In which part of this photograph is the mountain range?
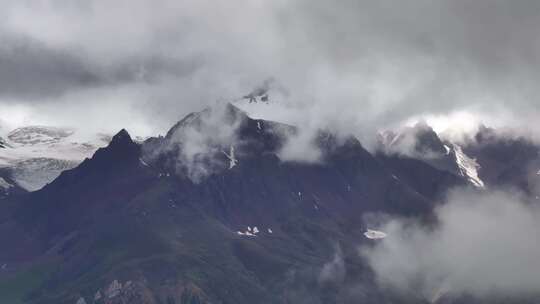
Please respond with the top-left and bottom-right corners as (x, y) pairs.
(0, 103), (539, 304)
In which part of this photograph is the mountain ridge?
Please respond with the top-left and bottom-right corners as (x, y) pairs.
(1, 104), (538, 304)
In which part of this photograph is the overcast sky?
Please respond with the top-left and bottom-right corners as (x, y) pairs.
(1, 0), (540, 139)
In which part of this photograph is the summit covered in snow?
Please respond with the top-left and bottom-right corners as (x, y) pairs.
(0, 125), (110, 191)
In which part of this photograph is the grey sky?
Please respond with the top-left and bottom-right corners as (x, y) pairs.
(0, 0), (539, 138)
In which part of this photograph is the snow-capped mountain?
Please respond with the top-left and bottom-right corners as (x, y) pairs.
(1, 104), (539, 304)
(378, 122), (485, 188)
(0, 126), (110, 191)
(1, 103), (437, 304)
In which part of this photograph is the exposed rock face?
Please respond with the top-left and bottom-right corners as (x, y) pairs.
(463, 125), (540, 195)
(378, 121), (448, 158)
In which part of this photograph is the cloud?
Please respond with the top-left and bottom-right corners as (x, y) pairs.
(145, 102), (245, 182)
(319, 246), (346, 285)
(360, 188), (540, 301)
(1, 0), (540, 143)
(0, 33), (101, 99)
(277, 127), (323, 163)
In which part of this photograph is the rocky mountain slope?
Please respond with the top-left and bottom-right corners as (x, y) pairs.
(378, 121), (485, 189)
(0, 104), (538, 304)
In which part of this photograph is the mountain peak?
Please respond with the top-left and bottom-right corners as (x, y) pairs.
(413, 119), (431, 130)
(412, 122), (446, 155)
(88, 128), (139, 165)
(110, 128), (134, 146)
(165, 102), (249, 139)
(379, 122), (446, 157)
(475, 124), (497, 143)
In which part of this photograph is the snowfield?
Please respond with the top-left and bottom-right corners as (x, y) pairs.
(364, 229), (387, 240)
(452, 144), (485, 188)
(0, 126), (109, 191)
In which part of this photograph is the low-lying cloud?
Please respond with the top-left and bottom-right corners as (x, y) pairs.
(361, 189), (540, 301)
(277, 127), (323, 163)
(145, 102), (245, 182)
(319, 245), (346, 285)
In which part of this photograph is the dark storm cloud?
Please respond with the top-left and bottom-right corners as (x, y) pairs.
(278, 0), (540, 120)
(0, 33), (100, 98)
(0, 32), (203, 100)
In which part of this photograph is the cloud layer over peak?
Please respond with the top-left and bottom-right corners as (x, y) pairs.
(1, 0), (539, 141)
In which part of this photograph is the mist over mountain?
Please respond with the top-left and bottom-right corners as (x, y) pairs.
(2, 1), (540, 303)
(0, 102), (538, 304)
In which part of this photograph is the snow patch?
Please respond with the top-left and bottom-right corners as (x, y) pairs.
(364, 229), (387, 240)
(444, 145), (451, 155)
(237, 231), (256, 237)
(222, 145), (238, 169)
(237, 226), (264, 236)
(452, 144), (484, 188)
(139, 158), (149, 167)
(0, 177), (12, 190)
